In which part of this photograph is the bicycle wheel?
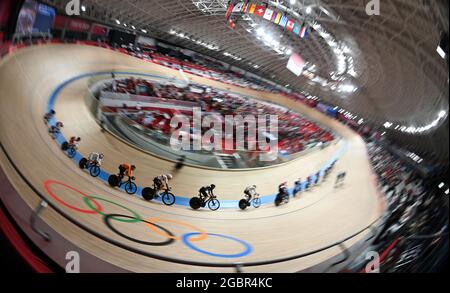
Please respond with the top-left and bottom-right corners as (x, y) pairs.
(162, 192), (176, 206)
(253, 198), (262, 208)
(274, 196), (282, 207)
(125, 181), (138, 195)
(79, 158), (88, 169)
(90, 165), (101, 177)
(108, 175), (120, 187)
(61, 142), (69, 151)
(67, 148), (76, 158)
(189, 197), (201, 210)
(142, 187), (155, 201)
(239, 199), (248, 210)
(208, 198), (220, 211)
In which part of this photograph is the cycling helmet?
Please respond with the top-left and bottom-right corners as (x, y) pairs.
(56, 122), (64, 127)
(51, 110), (56, 115)
(252, 185), (257, 189)
(210, 184), (216, 190)
(131, 165), (136, 170)
(99, 154), (105, 159)
(76, 137), (81, 142)
(166, 174), (173, 180)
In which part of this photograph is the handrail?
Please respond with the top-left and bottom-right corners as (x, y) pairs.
(0, 141), (381, 269)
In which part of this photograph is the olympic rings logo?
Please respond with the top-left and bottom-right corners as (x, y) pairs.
(44, 180), (253, 258)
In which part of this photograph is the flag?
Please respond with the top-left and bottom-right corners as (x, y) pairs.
(273, 12), (282, 24)
(263, 8), (274, 20)
(292, 23), (301, 35)
(225, 3), (234, 20)
(286, 19), (295, 32)
(233, 2), (244, 12)
(248, 3), (257, 14)
(242, 1), (250, 13)
(271, 11), (278, 22)
(278, 14), (288, 27)
(228, 19), (236, 29)
(254, 5), (266, 17)
(300, 25), (309, 38)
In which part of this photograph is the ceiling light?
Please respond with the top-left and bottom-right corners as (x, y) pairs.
(81, 5), (86, 12)
(438, 110), (447, 118)
(115, 19), (121, 25)
(306, 7), (312, 14)
(290, 0), (296, 4)
(437, 46), (446, 59)
(141, 29), (147, 33)
(257, 27), (265, 36)
(263, 34), (273, 43)
(438, 182), (445, 189)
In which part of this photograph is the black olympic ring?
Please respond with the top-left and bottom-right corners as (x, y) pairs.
(103, 214), (175, 246)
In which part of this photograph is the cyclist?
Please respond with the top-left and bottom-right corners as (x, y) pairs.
(278, 182), (289, 195)
(244, 185), (258, 203)
(306, 176), (313, 189)
(175, 155), (186, 170)
(314, 171), (321, 185)
(199, 184), (216, 201)
(44, 110), (56, 124)
(49, 121), (63, 136)
(335, 172), (347, 187)
(153, 174), (173, 193)
(87, 152), (104, 167)
(294, 178), (303, 196)
(276, 182), (290, 203)
(68, 136), (81, 150)
(118, 164), (136, 181)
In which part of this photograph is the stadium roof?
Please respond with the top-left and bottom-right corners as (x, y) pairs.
(44, 0), (449, 160)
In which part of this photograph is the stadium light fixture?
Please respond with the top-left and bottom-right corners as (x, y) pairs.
(306, 7), (312, 14)
(81, 5), (86, 12)
(437, 46), (446, 59)
(257, 27), (265, 36)
(439, 182), (445, 189)
(384, 122), (393, 129)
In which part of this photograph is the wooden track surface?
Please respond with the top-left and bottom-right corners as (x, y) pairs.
(0, 44), (384, 272)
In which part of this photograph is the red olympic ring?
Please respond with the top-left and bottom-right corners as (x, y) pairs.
(44, 180), (103, 214)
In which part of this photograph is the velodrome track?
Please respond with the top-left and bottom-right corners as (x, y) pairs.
(0, 44), (385, 272)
